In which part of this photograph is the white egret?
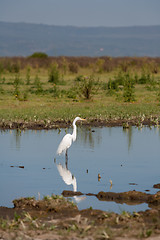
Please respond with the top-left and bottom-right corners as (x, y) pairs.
(56, 117), (86, 157)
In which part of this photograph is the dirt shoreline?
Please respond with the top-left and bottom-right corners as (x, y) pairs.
(62, 190), (160, 208)
(0, 118), (159, 130)
(0, 190), (160, 240)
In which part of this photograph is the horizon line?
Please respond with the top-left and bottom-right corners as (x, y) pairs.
(1, 20), (160, 29)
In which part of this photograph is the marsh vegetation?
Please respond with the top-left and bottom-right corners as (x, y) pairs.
(0, 56), (160, 127)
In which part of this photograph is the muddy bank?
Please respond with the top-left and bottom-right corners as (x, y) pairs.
(0, 118), (159, 130)
(0, 192), (160, 240)
(62, 190), (160, 208)
(153, 184), (160, 189)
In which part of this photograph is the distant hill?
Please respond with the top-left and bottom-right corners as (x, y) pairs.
(0, 21), (160, 57)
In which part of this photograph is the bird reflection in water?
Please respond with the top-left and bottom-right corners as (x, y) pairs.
(57, 162), (77, 192)
(55, 117), (86, 203)
(55, 161), (86, 203)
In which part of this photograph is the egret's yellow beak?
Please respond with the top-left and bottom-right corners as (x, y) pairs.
(80, 118), (86, 121)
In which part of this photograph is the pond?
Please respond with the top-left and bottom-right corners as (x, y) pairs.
(0, 126), (160, 213)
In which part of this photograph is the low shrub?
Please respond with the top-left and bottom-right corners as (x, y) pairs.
(34, 73), (43, 94)
(48, 64), (60, 84)
(123, 73), (135, 102)
(29, 52), (48, 58)
(75, 75), (97, 99)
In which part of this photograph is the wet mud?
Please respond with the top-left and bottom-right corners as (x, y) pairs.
(0, 118), (159, 130)
(62, 190), (160, 208)
(153, 184), (160, 189)
(0, 191), (160, 240)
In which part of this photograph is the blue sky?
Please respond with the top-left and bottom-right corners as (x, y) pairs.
(0, 0), (160, 27)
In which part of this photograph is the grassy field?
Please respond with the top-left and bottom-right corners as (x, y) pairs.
(0, 56), (160, 127)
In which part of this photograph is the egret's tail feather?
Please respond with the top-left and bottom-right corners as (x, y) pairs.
(56, 144), (65, 155)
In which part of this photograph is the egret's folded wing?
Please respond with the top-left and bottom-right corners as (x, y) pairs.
(56, 134), (72, 155)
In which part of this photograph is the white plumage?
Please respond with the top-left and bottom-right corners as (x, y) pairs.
(56, 117), (86, 156)
(57, 133), (73, 155)
(56, 163), (86, 202)
(57, 163), (77, 192)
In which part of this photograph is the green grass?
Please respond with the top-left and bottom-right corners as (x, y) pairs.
(0, 63), (160, 124)
(1, 95), (160, 123)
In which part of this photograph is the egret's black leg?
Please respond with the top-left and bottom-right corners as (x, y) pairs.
(65, 149), (68, 169)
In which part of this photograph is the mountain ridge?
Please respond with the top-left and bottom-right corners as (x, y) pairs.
(0, 21), (160, 57)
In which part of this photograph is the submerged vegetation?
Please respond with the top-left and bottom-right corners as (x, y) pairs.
(0, 56), (160, 127)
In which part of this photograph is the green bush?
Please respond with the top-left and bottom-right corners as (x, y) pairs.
(29, 52), (48, 58)
(123, 73), (135, 102)
(76, 75), (97, 99)
(48, 64), (60, 84)
(66, 88), (77, 99)
(74, 75), (84, 82)
(138, 71), (151, 84)
(106, 79), (119, 96)
(114, 71), (125, 85)
(107, 79), (119, 91)
(34, 73), (43, 94)
(106, 71), (124, 95)
(146, 74), (157, 91)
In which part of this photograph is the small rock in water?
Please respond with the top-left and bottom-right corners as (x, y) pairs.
(10, 165), (24, 168)
(19, 166), (24, 169)
(153, 183), (160, 189)
(98, 174), (101, 181)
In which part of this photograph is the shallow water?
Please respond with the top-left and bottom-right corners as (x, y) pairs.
(0, 126), (160, 213)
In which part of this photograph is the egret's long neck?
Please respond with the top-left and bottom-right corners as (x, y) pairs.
(72, 121), (77, 142)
